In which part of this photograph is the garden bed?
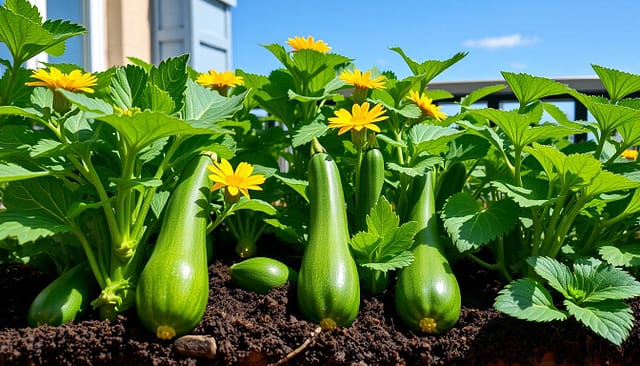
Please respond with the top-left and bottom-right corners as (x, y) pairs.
(1, 246), (636, 366)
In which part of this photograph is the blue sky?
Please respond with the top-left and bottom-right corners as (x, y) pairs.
(231, 1), (640, 81)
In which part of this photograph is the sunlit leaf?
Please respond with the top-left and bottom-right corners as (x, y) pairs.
(407, 124), (463, 156)
(0, 163), (50, 182)
(390, 47), (467, 84)
(592, 64), (640, 103)
(460, 84), (506, 107)
(564, 300), (633, 346)
(184, 79), (246, 123)
(501, 72), (569, 107)
(494, 278), (568, 322)
(292, 119), (329, 148)
(442, 192), (519, 252)
(228, 198), (277, 216)
(599, 244), (640, 267)
(0, 211), (70, 243)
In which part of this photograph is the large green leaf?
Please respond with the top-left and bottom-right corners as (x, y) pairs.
(292, 119), (329, 148)
(472, 108), (577, 149)
(491, 180), (550, 208)
(526, 143), (601, 190)
(501, 72), (569, 107)
(572, 257), (640, 302)
(0, 163), (50, 182)
(149, 54), (189, 113)
(0, 1), (84, 63)
(184, 79), (246, 123)
(527, 256), (576, 299)
(584, 170), (640, 197)
(98, 110), (224, 154)
(599, 244), (640, 267)
(389, 47), (467, 84)
(407, 124), (463, 157)
(494, 278), (568, 322)
(572, 92), (640, 137)
(592, 64), (640, 103)
(564, 299), (633, 346)
(442, 192), (519, 252)
(57, 89), (113, 117)
(0, 211), (70, 243)
(459, 84), (506, 108)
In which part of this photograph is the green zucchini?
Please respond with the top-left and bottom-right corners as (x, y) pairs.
(28, 261), (98, 327)
(229, 257), (297, 294)
(395, 172), (461, 334)
(355, 146), (385, 233)
(435, 162), (466, 212)
(135, 154), (212, 340)
(297, 141), (360, 330)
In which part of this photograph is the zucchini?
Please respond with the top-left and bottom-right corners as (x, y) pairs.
(297, 141), (360, 330)
(28, 261), (98, 327)
(435, 162), (466, 212)
(355, 146), (385, 233)
(229, 257), (297, 294)
(135, 154), (212, 340)
(395, 172), (461, 334)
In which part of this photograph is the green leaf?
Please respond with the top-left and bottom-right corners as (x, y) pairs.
(387, 156), (443, 177)
(572, 92), (640, 136)
(501, 72), (569, 107)
(0, 211), (70, 243)
(572, 257), (640, 302)
(57, 89), (113, 117)
(0, 163), (50, 182)
(526, 143), (601, 189)
(389, 48), (467, 83)
(585, 170), (640, 197)
(460, 84), (506, 107)
(292, 119), (329, 148)
(273, 174), (308, 203)
(98, 110), (224, 154)
(360, 250), (414, 272)
(0, 105), (47, 124)
(527, 256), (575, 299)
(442, 192), (519, 252)
(407, 124), (463, 156)
(446, 134), (491, 162)
(490, 181), (549, 208)
(228, 198), (277, 216)
(494, 278), (568, 322)
(184, 79), (246, 123)
(349, 197), (418, 272)
(592, 64), (640, 103)
(564, 299), (633, 346)
(149, 54), (189, 113)
(472, 108), (577, 149)
(599, 244), (640, 267)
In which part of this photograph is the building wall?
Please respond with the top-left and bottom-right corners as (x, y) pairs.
(105, 0), (152, 68)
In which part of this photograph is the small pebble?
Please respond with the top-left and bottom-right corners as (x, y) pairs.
(174, 335), (217, 359)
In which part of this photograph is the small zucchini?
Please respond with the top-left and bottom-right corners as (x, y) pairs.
(28, 261), (98, 327)
(135, 154), (212, 340)
(297, 140), (360, 330)
(229, 257), (297, 294)
(355, 146), (385, 233)
(395, 172), (461, 334)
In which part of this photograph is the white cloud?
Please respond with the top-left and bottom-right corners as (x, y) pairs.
(463, 34), (539, 50)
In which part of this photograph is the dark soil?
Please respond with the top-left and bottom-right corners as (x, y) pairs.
(1, 248), (638, 366)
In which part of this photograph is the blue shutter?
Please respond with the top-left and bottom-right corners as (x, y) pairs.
(152, 0), (235, 71)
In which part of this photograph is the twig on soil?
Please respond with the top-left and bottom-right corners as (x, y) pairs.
(269, 326), (322, 366)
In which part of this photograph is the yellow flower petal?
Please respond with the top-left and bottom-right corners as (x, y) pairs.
(25, 66), (97, 94)
(286, 36), (331, 53)
(207, 158), (266, 199)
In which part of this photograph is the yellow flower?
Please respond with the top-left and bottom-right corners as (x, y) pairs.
(328, 102), (388, 135)
(622, 149), (638, 160)
(208, 158), (266, 199)
(25, 67), (97, 93)
(339, 68), (386, 90)
(286, 36), (331, 53)
(406, 90), (447, 121)
(196, 70), (244, 90)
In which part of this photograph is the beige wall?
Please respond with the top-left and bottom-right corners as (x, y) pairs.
(105, 0), (152, 67)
